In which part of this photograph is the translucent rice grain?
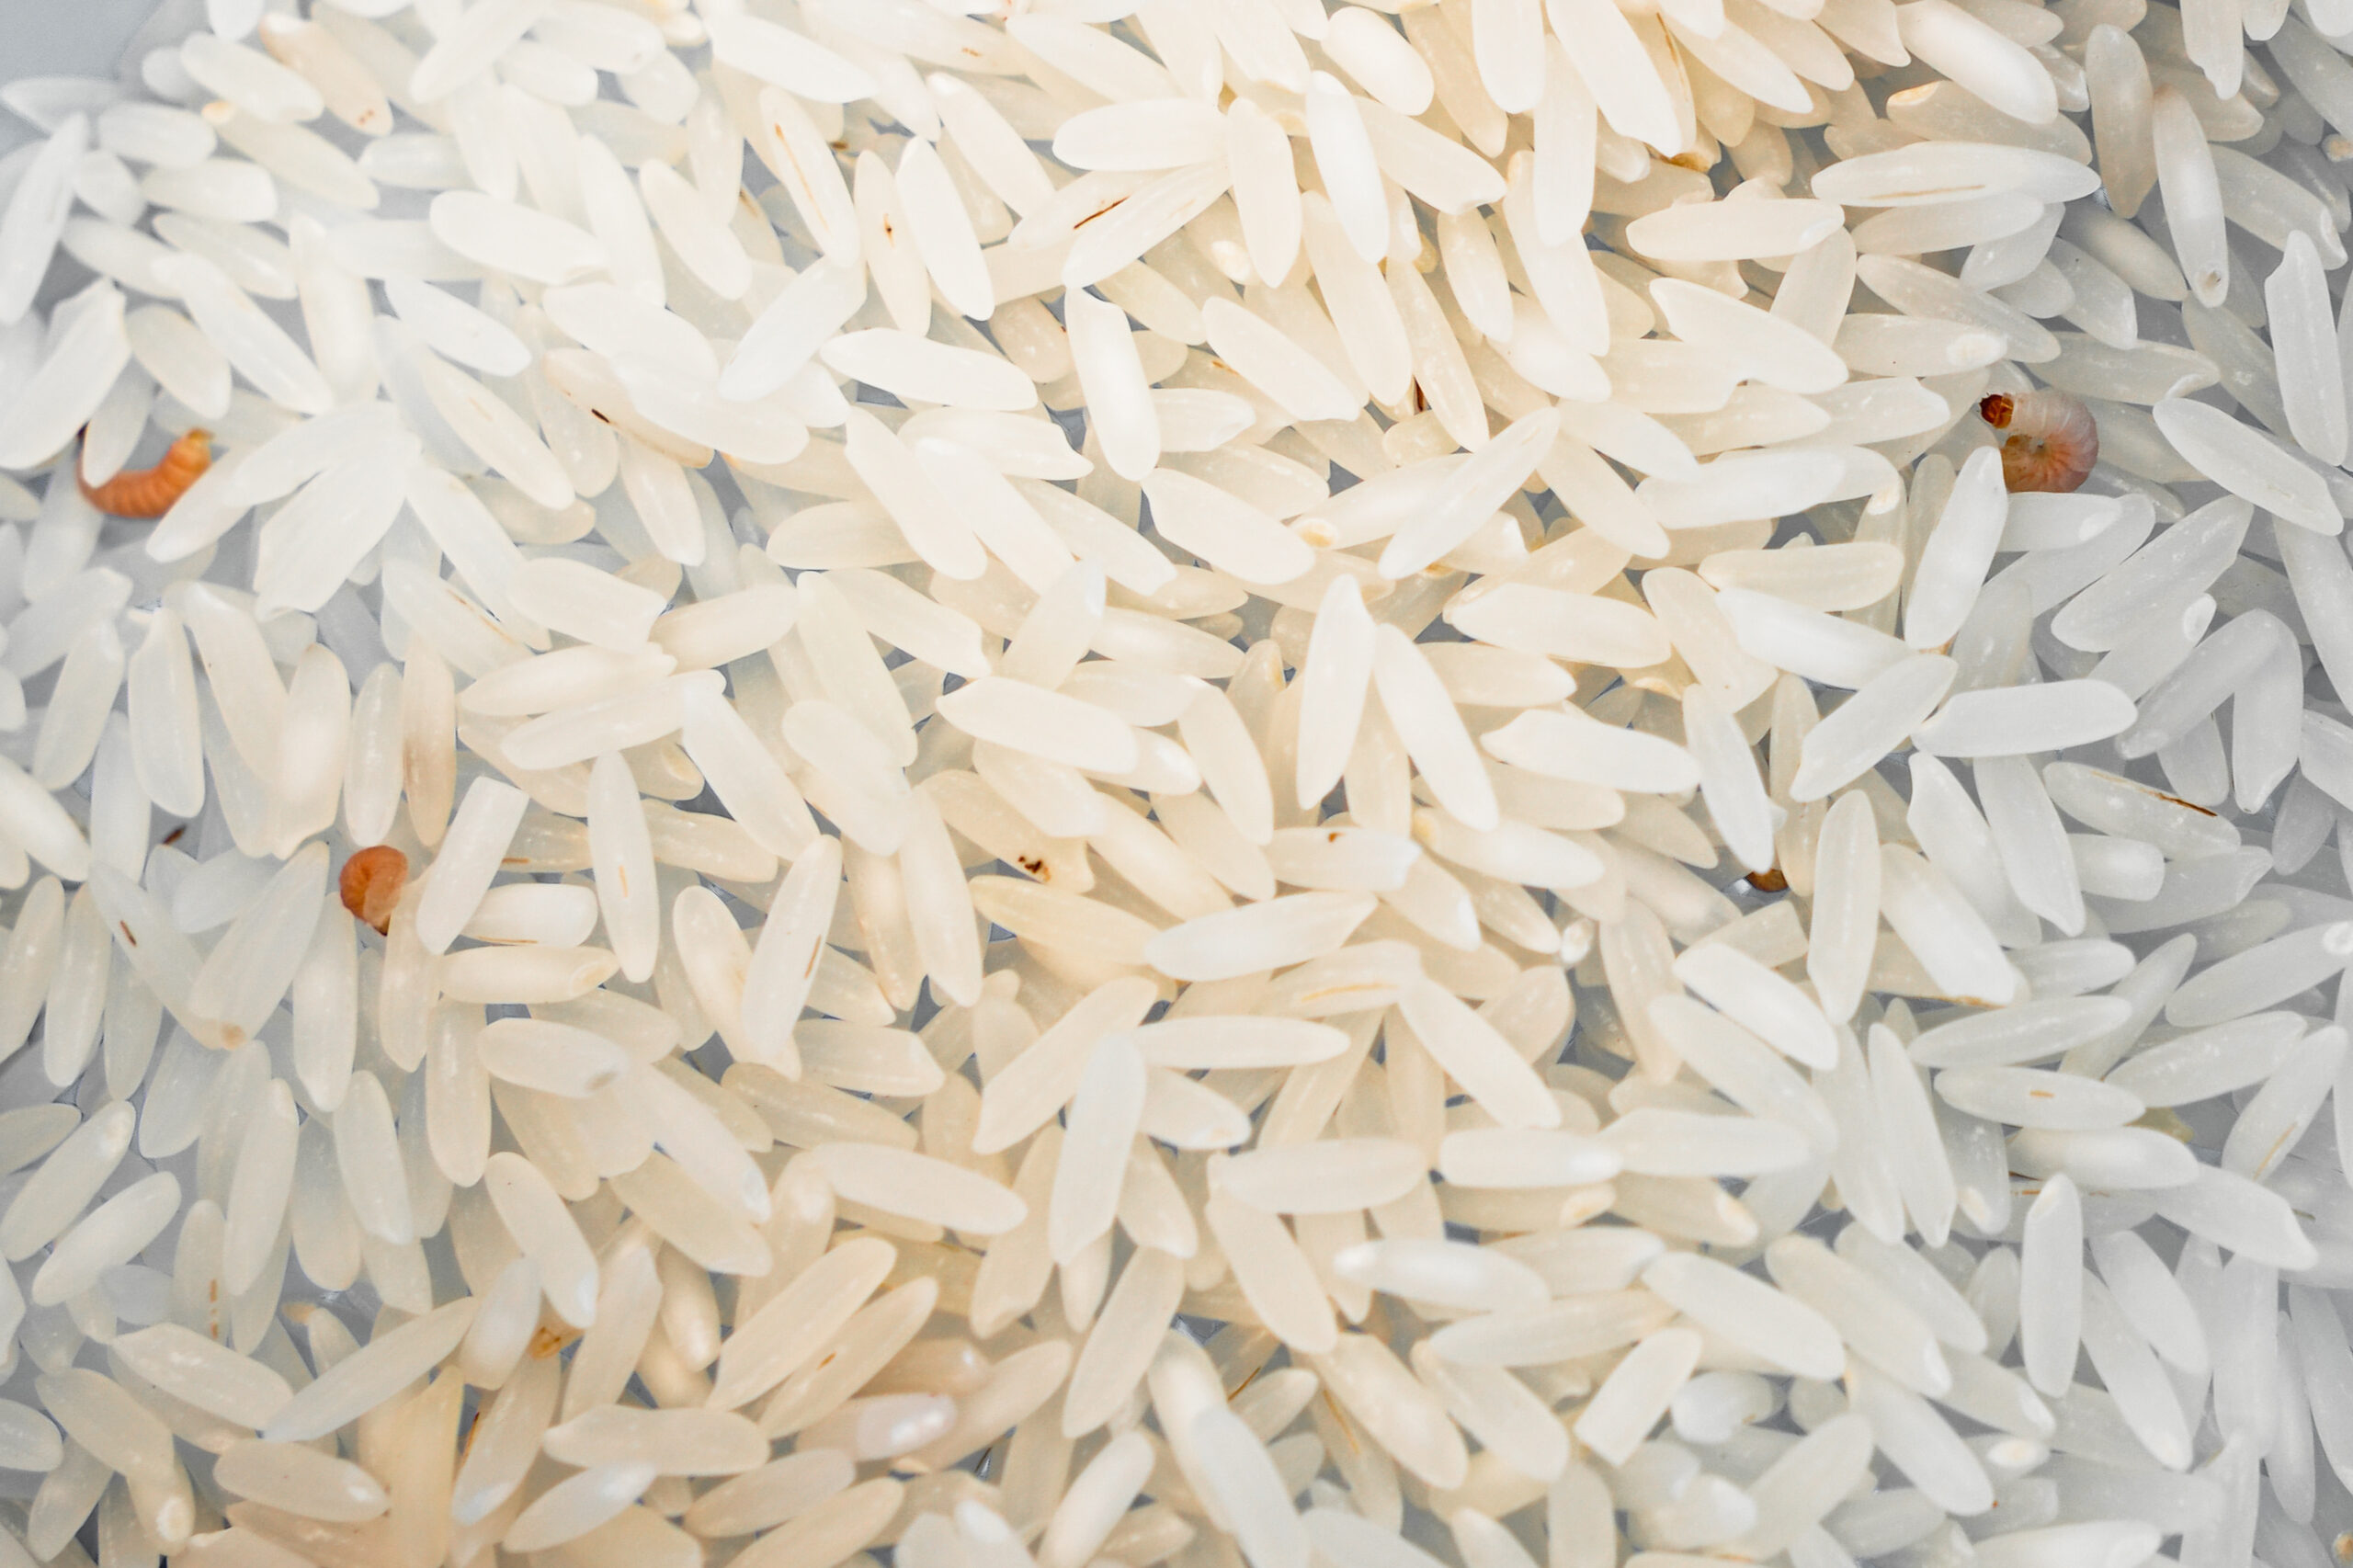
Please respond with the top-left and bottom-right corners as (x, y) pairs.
(483, 1151), (598, 1328)
(112, 1322), (291, 1430)
(2149, 86), (2229, 305)
(1323, 7), (1433, 116)
(2018, 1172), (2085, 1399)
(734, 837), (840, 1075)
(158, 252), (332, 414)
(31, 1170), (178, 1307)
(2163, 924), (2353, 1028)
(1200, 299), (1360, 424)
(262, 1298), (479, 1442)
(0, 118), (93, 325)
(1142, 468), (1312, 585)
(1381, 406), (1559, 577)
(1643, 1253), (1845, 1381)
(1188, 1405), (1308, 1568)
(807, 1143), (1026, 1234)
(1937, 1064), (2143, 1129)
(819, 329), (1034, 415)
(1630, 198), (1843, 264)
(1681, 687), (1777, 874)
(838, 408), (985, 581)
(1846, 1362), (1995, 1516)
(1790, 655), (1958, 802)
(220, 1078), (299, 1294)
(2153, 395), (2340, 532)
(216, 1438), (388, 1522)
(1574, 1326), (1702, 1465)
(1673, 943), (1838, 1069)
(125, 305), (230, 420)
(1224, 98), (1302, 290)
(0, 282), (131, 472)
(413, 777), (529, 955)
(324, 1069), (409, 1248)
(2220, 1025), (2345, 1180)
(36, 1369), (176, 1489)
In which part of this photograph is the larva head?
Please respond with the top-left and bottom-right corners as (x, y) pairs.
(165, 428), (214, 477)
(1978, 393), (2016, 430)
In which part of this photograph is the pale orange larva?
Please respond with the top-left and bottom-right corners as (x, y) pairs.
(79, 428), (212, 518)
(1978, 391), (2098, 494)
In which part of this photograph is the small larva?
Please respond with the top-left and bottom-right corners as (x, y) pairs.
(78, 427), (211, 517)
(338, 846), (407, 937)
(1979, 391), (2099, 494)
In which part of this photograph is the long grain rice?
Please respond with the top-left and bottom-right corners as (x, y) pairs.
(2, 0), (2348, 1559)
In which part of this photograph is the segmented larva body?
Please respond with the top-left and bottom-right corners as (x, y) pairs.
(1979, 391), (2098, 494)
(79, 428), (212, 518)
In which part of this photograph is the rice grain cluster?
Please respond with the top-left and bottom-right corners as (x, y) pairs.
(0, 0), (2344, 1563)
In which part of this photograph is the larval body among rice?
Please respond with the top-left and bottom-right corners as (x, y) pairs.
(5, 0), (2353, 1562)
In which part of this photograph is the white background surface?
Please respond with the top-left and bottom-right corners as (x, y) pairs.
(0, 0), (160, 153)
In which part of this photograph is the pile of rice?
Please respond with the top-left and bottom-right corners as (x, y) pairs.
(2, 0), (2352, 1560)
